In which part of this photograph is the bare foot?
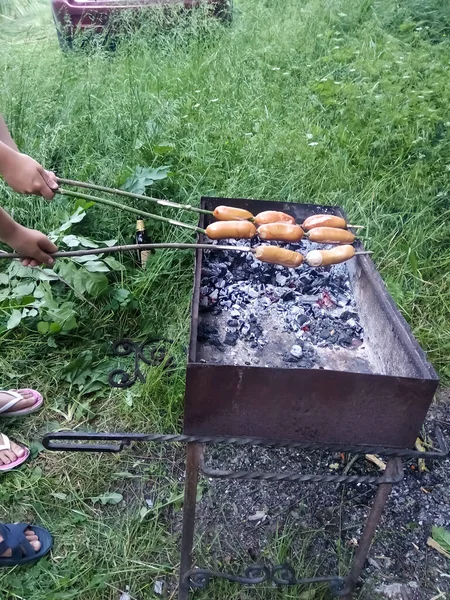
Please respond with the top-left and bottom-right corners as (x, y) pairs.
(0, 527), (41, 556)
(0, 390), (35, 414)
(0, 436), (27, 466)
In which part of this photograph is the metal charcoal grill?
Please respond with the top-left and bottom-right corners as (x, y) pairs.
(44, 197), (447, 600)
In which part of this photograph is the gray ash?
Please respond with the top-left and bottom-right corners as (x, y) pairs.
(197, 238), (370, 372)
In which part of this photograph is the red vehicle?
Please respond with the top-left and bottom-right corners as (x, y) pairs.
(51, 0), (232, 47)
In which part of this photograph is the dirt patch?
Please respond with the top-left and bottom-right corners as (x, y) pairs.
(179, 390), (450, 599)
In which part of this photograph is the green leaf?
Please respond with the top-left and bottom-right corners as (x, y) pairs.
(57, 261), (79, 285)
(29, 441), (45, 458)
(153, 144), (175, 155)
(37, 268), (60, 282)
(104, 257), (124, 271)
(0, 273), (9, 285)
(51, 492), (68, 500)
(74, 198), (95, 211)
(84, 261), (110, 273)
(46, 301), (77, 331)
(62, 234), (82, 248)
(7, 309), (22, 329)
(432, 526), (450, 554)
(37, 321), (49, 334)
(62, 351), (93, 386)
(14, 282), (35, 297)
(78, 236), (98, 248)
(47, 337), (57, 349)
(89, 492), (123, 505)
(84, 272), (108, 297)
(121, 165), (170, 194)
(101, 239), (118, 247)
(72, 254), (104, 264)
(49, 322), (62, 334)
(409, 249), (418, 276)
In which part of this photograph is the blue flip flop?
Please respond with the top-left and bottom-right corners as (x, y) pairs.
(0, 523), (53, 567)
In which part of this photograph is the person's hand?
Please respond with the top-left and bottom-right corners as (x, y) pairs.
(7, 225), (58, 267)
(1, 151), (58, 200)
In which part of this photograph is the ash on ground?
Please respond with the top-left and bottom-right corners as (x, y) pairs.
(186, 393), (450, 600)
(197, 238), (373, 373)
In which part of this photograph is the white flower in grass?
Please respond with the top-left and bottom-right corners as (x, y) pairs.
(193, 103), (200, 108)
(306, 133), (314, 140)
(210, 98), (219, 103)
(272, 67), (280, 71)
(308, 142), (319, 147)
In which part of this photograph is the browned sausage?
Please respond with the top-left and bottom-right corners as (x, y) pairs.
(302, 214), (347, 231)
(254, 210), (295, 226)
(213, 206), (254, 221)
(206, 221), (257, 240)
(254, 246), (304, 268)
(305, 245), (355, 267)
(307, 227), (355, 244)
(257, 223), (304, 242)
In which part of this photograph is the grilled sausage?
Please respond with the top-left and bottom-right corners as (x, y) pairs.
(257, 223), (304, 242)
(213, 206), (254, 221)
(254, 246), (304, 268)
(206, 221), (257, 240)
(302, 214), (347, 231)
(307, 227), (355, 244)
(305, 245), (355, 267)
(254, 210), (295, 226)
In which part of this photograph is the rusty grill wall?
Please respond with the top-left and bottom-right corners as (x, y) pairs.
(183, 198), (438, 449)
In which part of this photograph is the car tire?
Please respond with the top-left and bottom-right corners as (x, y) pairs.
(52, 14), (73, 50)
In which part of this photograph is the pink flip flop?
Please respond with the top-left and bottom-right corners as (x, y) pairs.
(0, 434), (29, 472)
(0, 389), (44, 418)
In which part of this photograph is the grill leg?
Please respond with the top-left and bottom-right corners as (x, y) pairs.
(178, 442), (202, 600)
(340, 457), (402, 599)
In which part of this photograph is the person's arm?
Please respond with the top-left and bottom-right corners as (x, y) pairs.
(0, 207), (57, 267)
(0, 115), (18, 151)
(0, 115), (58, 200)
(0, 116), (58, 265)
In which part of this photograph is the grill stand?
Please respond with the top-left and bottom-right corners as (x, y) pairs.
(43, 429), (449, 599)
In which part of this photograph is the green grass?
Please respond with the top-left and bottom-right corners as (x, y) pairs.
(0, 0), (449, 597)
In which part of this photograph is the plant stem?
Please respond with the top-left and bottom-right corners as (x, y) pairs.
(57, 178), (213, 216)
(0, 243), (255, 260)
(57, 189), (206, 234)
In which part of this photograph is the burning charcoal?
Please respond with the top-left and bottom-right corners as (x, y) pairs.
(329, 331), (339, 344)
(290, 344), (303, 359)
(209, 289), (219, 302)
(337, 294), (350, 307)
(275, 273), (288, 287)
(339, 332), (352, 346)
(240, 323), (250, 336)
(295, 314), (310, 327)
(224, 331), (238, 346)
(340, 310), (358, 321)
(197, 323), (219, 342)
(282, 290), (295, 301)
